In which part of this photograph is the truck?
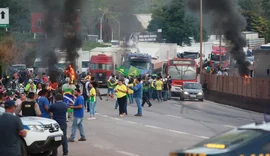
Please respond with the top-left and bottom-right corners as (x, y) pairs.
(123, 53), (152, 75)
(136, 42), (177, 75)
(209, 42), (230, 69)
(89, 47), (125, 86)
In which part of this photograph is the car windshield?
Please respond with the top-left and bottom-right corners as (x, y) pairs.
(183, 83), (201, 89)
(193, 129), (264, 149)
(56, 63), (68, 70)
(90, 63), (112, 70)
(82, 61), (89, 68)
(130, 61), (150, 69)
(211, 54), (227, 61)
(12, 65), (26, 70)
(182, 52), (199, 59)
(168, 66), (197, 80)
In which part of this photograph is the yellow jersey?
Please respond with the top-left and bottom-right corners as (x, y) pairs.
(127, 83), (134, 94)
(89, 87), (96, 102)
(156, 80), (163, 90)
(115, 85), (127, 98)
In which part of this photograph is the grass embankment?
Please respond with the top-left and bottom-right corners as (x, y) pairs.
(82, 42), (109, 51)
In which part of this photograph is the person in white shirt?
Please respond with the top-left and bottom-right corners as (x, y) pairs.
(223, 69), (229, 76)
(217, 70), (222, 76)
(124, 77), (129, 86)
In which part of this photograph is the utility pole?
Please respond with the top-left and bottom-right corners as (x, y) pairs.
(219, 34), (222, 65)
(199, 0), (203, 74)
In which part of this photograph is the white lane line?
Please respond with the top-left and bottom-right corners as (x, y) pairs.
(166, 114), (183, 119)
(117, 151), (140, 156)
(144, 125), (164, 130)
(126, 121), (138, 124)
(96, 113), (209, 139)
(223, 125), (236, 128)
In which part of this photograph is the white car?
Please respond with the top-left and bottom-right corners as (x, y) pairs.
(0, 107), (63, 156)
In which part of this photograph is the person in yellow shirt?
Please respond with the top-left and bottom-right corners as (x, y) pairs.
(155, 77), (163, 102)
(88, 82), (97, 120)
(127, 81), (134, 104)
(114, 79), (127, 117)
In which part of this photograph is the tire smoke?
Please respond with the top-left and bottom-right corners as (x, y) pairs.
(187, 0), (250, 76)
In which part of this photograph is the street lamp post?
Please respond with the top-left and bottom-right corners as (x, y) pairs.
(199, 0), (203, 74)
(100, 10), (108, 41)
(110, 15), (121, 40)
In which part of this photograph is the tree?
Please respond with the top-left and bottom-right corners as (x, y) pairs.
(0, 0), (30, 33)
(147, 0), (208, 46)
(243, 11), (270, 43)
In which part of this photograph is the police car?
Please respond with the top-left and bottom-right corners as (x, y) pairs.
(0, 107), (63, 156)
(170, 122), (270, 156)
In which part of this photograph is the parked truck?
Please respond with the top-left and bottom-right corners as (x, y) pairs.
(89, 47), (125, 86)
(136, 42), (177, 75)
(209, 42), (230, 69)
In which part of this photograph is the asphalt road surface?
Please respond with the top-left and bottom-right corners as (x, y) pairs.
(63, 89), (264, 156)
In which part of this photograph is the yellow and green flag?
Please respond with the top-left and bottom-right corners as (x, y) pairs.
(116, 66), (129, 76)
(128, 66), (141, 76)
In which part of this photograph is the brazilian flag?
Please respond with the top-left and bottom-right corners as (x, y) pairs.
(116, 66), (129, 76)
(128, 66), (141, 76)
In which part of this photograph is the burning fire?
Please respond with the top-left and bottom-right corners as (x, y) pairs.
(65, 65), (76, 83)
(243, 75), (250, 85)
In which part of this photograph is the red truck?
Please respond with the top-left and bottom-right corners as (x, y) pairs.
(210, 43), (230, 69)
(89, 54), (113, 86)
(89, 47), (125, 86)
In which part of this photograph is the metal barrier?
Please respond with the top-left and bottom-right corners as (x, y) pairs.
(201, 73), (270, 100)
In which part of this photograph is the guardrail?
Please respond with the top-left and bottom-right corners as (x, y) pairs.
(200, 73), (270, 113)
(201, 73), (270, 100)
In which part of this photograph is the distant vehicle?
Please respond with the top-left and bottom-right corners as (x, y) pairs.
(12, 64), (27, 71)
(179, 82), (204, 101)
(123, 53), (153, 75)
(0, 107), (63, 156)
(261, 43), (270, 50)
(170, 122), (270, 156)
(33, 58), (69, 74)
(209, 42), (230, 69)
(136, 42), (177, 74)
(162, 59), (198, 96)
(89, 47), (125, 86)
(177, 51), (205, 68)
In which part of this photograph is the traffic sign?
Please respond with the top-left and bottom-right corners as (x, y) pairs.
(0, 8), (9, 28)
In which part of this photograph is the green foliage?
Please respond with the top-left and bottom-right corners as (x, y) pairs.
(82, 42), (109, 51)
(239, 0), (270, 43)
(147, 0), (208, 45)
(0, 0), (30, 33)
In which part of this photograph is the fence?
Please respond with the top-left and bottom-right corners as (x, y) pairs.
(201, 73), (270, 100)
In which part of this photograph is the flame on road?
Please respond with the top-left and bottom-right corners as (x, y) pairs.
(243, 75), (250, 85)
(65, 65), (76, 83)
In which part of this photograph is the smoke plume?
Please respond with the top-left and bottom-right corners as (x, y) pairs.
(39, 0), (82, 80)
(187, 0), (250, 76)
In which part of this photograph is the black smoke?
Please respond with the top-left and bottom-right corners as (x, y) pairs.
(39, 0), (82, 80)
(187, 0), (250, 76)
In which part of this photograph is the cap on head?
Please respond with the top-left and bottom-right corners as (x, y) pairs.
(28, 79), (33, 83)
(4, 100), (16, 108)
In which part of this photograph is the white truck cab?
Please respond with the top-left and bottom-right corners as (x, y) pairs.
(0, 107), (63, 156)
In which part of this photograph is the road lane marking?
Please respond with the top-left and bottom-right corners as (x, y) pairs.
(166, 115), (183, 119)
(223, 125), (236, 128)
(117, 151), (140, 156)
(126, 121), (138, 124)
(144, 125), (164, 130)
(96, 113), (209, 139)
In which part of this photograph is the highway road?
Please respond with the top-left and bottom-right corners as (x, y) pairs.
(63, 90), (264, 156)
